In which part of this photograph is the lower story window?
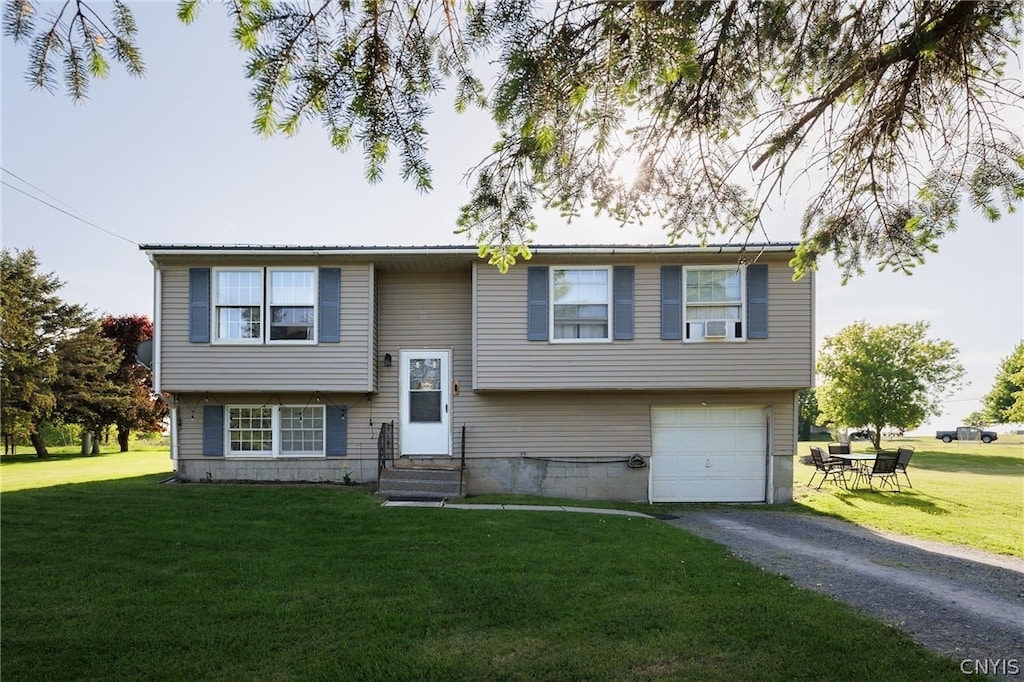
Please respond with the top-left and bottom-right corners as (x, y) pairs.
(280, 407), (324, 455)
(227, 405), (325, 456)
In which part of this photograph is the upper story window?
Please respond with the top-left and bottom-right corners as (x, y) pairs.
(684, 266), (745, 341)
(215, 270), (263, 342)
(269, 270), (316, 341)
(551, 267), (612, 342)
(212, 268), (317, 344)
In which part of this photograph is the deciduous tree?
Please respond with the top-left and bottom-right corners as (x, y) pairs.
(5, 1), (1022, 277)
(980, 341), (1024, 423)
(798, 388), (820, 441)
(817, 321), (965, 449)
(100, 315), (168, 451)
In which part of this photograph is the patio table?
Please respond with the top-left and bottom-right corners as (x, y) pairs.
(833, 452), (876, 488)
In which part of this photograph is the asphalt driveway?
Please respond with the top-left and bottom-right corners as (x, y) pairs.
(665, 509), (1024, 677)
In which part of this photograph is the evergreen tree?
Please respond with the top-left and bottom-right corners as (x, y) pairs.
(52, 322), (131, 454)
(5, 1), (1022, 277)
(0, 249), (90, 456)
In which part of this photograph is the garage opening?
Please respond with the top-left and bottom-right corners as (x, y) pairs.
(650, 405), (767, 502)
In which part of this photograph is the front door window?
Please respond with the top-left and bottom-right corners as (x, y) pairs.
(408, 358), (442, 423)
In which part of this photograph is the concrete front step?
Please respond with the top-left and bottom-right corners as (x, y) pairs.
(378, 467), (462, 501)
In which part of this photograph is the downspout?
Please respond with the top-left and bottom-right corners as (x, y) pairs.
(148, 258), (177, 472)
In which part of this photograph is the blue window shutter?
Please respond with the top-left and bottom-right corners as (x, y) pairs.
(319, 268), (341, 343)
(202, 405), (223, 456)
(527, 267), (549, 341)
(660, 266), (682, 340)
(325, 406), (348, 456)
(189, 268), (211, 343)
(747, 264), (768, 339)
(613, 266), (634, 340)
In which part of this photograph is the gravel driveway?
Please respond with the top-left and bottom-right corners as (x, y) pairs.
(664, 509), (1024, 678)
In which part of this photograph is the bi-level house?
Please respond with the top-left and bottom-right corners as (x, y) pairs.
(142, 243), (814, 503)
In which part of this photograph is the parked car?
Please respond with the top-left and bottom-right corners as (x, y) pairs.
(849, 429), (873, 439)
(935, 427), (998, 444)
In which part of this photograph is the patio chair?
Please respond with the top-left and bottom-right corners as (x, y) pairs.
(895, 447), (915, 488)
(826, 442), (856, 476)
(808, 447), (848, 490)
(862, 451), (900, 492)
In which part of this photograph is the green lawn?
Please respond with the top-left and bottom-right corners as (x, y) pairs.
(0, 445), (172, 493)
(794, 435), (1024, 558)
(1, 477), (967, 681)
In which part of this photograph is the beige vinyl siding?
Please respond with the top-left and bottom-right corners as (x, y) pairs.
(455, 390), (794, 460)
(374, 269), (474, 454)
(474, 257), (813, 390)
(178, 389), (796, 465)
(370, 266), (378, 391)
(176, 391), (374, 456)
(175, 269), (477, 462)
(158, 263), (374, 392)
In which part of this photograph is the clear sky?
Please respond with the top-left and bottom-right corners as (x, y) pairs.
(2, 3), (1022, 433)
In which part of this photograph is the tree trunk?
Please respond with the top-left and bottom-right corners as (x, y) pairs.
(91, 434), (101, 455)
(81, 431), (93, 455)
(117, 426), (130, 452)
(30, 429), (48, 457)
(871, 425), (883, 451)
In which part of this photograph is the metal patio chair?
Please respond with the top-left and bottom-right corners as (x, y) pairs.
(827, 442), (857, 477)
(894, 446), (915, 488)
(862, 451), (901, 492)
(808, 447), (848, 490)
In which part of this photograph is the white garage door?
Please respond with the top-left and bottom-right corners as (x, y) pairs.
(650, 406), (767, 502)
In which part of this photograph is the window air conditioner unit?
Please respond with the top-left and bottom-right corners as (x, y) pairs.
(703, 319), (730, 338)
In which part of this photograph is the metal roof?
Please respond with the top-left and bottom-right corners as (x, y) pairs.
(140, 242), (799, 256)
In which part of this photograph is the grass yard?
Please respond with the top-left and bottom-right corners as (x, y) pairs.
(0, 445), (172, 493)
(794, 435), (1024, 558)
(1, 477), (970, 681)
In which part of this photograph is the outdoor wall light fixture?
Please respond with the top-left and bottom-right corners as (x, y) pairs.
(383, 353), (392, 367)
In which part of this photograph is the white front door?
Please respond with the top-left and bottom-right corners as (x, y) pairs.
(399, 349), (452, 456)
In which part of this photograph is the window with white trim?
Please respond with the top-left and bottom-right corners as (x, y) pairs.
(215, 270), (263, 341)
(226, 405), (325, 457)
(269, 269), (316, 341)
(228, 406), (273, 454)
(212, 268), (317, 344)
(684, 266), (745, 341)
(551, 267), (611, 342)
(280, 406), (324, 454)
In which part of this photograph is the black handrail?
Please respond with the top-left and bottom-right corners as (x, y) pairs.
(376, 420), (394, 486)
(459, 423), (466, 496)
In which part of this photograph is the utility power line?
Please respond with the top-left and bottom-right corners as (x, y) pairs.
(1, 168), (139, 247)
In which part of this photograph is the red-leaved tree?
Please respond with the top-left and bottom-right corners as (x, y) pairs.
(100, 315), (168, 451)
